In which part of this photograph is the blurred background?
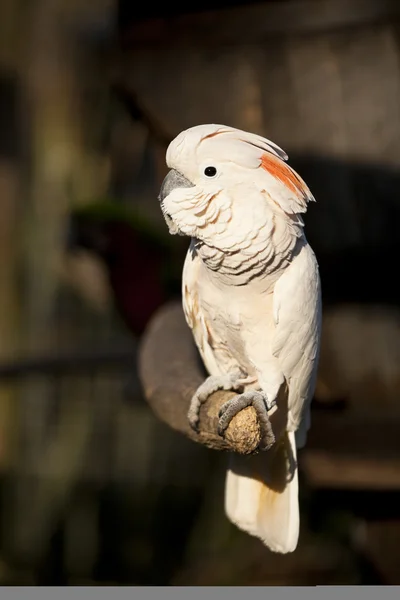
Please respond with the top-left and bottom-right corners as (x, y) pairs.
(0, 0), (399, 586)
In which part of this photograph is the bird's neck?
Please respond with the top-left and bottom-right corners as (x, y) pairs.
(192, 216), (304, 290)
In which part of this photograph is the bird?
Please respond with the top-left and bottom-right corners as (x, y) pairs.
(157, 124), (322, 553)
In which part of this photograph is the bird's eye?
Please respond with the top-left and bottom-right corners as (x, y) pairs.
(204, 166), (217, 178)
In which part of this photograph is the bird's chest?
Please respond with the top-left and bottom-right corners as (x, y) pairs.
(194, 276), (259, 377)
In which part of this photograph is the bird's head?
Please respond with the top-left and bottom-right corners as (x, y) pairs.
(158, 124), (315, 252)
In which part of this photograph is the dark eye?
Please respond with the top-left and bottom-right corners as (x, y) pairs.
(204, 166), (217, 177)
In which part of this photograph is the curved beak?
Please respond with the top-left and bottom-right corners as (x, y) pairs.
(158, 169), (194, 203)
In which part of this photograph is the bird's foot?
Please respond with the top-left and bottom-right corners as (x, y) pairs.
(218, 390), (276, 450)
(188, 371), (246, 432)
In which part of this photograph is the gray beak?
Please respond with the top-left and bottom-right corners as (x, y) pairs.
(158, 169), (194, 203)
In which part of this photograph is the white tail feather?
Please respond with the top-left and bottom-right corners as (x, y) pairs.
(224, 431), (299, 553)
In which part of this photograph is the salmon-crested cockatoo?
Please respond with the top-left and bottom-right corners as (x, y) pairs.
(158, 124), (322, 553)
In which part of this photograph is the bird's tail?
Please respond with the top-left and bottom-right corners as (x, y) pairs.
(224, 430), (299, 553)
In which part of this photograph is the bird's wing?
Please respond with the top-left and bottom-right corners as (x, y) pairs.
(271, 243), (322, 447)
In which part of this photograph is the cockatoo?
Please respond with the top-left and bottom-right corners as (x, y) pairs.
(157, 124), (322, 554)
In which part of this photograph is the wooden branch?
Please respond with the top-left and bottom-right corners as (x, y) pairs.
(111, 83), (172, 148)
(0, 346), (137, 379)
(139, 300), (400, 489)
(138, 301), (268, 454)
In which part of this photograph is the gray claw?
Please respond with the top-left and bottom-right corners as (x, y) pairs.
(188, 371), (245, 432)
(218, 390), (275, 450)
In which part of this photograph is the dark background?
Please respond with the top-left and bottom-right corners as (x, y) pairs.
(0, 0), (399, 586)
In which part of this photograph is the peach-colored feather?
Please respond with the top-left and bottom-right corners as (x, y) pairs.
(260, 153), (308, 200)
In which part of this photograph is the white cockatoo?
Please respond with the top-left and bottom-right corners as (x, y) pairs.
(158, 124), (322, 553)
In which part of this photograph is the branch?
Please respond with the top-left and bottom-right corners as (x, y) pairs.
(0, 346), (137, 379)
(111, 82), (172, 148)
(138, 302), (400, 491)
(138, 301), (278, 454)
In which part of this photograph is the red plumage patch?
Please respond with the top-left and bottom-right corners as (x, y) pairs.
(260, 153), (307, 198)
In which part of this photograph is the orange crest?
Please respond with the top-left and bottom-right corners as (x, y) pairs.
(260, 153), (308, 199)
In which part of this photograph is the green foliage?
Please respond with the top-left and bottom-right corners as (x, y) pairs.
(71, 199), (174, 250)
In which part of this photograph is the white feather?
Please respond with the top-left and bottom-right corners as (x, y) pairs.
(272, 243), (322, 440)
(225, 431), (299, 553)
